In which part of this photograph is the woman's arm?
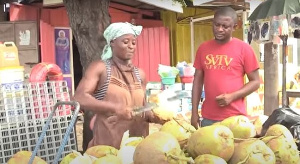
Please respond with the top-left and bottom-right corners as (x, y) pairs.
(73, 60), (116, 114)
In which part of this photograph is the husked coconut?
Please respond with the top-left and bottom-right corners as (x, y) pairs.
(120, 130), (143, 147)
(265, 124), (294, 142)
(85, 145), (118, 158)
(229, 139), (276, 164)
(69, 153), (96, 164)
(194, 154), (227, 164)
(133, 131), (193, 164)
(186, 124), (234, 161)
(262, 136), (299, 164)
(253, 115), (268, 136)
(220, 115), (256, 139)
(160, 119), (196, 147)
(92, 155), (121, 164)
(118, 145), (136, 164)
(151, 106), (176, 121)
(148, 91), (178, 121)
(7, 151), (47, 164)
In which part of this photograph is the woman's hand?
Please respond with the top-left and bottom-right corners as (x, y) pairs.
(113, 103), (133, 120)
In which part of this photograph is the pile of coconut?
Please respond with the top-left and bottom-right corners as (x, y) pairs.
(8, 115), (300, 164)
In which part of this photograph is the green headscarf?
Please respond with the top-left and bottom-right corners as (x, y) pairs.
(102, 22), (143, 60)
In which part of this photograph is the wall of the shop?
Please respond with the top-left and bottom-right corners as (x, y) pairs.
(161, 8), (244, 66)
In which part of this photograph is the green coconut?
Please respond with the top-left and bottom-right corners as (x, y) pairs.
(60, 151), (81, 164)
(186, 124), (234, 161)
(85, 145), (118, 158)
(194, 154), (227, 164)
(262, 136), (299, 164)
(92, 155), (121, 164)
(265, 124), (294, 142)
(220, 115), (256, 139)
(160, 119), (196, 147)
(229, 139), (276, 164)
(7, 151), (47, 164)
(133, 131), (193, 164)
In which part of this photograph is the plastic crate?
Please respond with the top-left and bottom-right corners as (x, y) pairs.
(0, 81), (77, 163)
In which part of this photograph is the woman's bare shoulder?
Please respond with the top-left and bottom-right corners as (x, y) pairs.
(84, 59), (107, 76)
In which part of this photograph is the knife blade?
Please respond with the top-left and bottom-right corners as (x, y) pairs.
(167, 91), (190, 101)
(132, 102), (157, 116)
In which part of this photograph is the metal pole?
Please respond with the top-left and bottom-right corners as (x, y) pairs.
(281, 35), (288, 108)
(242, 10), (249, 43)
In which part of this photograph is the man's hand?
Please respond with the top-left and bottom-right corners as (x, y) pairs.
(215, 93), (233, 107)
(191, 113), (200, 129)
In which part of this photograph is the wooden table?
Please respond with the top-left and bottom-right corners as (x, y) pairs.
(286, 90), (300, 106)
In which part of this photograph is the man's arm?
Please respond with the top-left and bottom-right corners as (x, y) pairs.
(216, 69), (260, 107)
(191, 69), (204, 129)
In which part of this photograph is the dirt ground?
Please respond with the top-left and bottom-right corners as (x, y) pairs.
(75, 120), (162, 152)
(75, 120), (84, 151)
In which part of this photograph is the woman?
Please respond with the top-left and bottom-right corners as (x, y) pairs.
(74, 22), (160, 150)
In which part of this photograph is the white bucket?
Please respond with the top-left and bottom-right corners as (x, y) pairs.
(0, 66), (24, 84)
(0, 66), (26, 123)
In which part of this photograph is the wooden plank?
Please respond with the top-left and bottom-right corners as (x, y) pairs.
(147, 28), (155, 81)
(141, 29), (150, 81)
(160, 27), (170, 66)
(152, 27), (161, 81)
(40, 20), (55, 63)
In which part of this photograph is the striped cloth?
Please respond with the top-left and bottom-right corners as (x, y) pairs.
(94, 60), (141, 100)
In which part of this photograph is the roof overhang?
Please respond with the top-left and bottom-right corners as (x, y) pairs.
(42, 0), (183, 13)
(192, 0), (249, 10)
(136, 0), (183, 13)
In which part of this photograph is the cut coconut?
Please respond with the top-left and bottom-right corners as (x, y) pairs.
(186, 124), (234, 161)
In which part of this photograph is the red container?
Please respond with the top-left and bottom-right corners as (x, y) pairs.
(180, 76), (194, 83)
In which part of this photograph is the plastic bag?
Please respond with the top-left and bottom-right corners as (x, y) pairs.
(261, 108), (300, 148)
(261, 108), (300, 135)
(176, 61), (195, 77)
(290, 122), (300, 150)
(158, 64), (179, 78)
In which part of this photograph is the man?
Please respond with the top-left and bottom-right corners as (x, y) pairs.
(191, 7), (260, 128)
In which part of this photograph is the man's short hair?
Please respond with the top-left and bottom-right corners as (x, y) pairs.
(214, 7), (237, 24)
